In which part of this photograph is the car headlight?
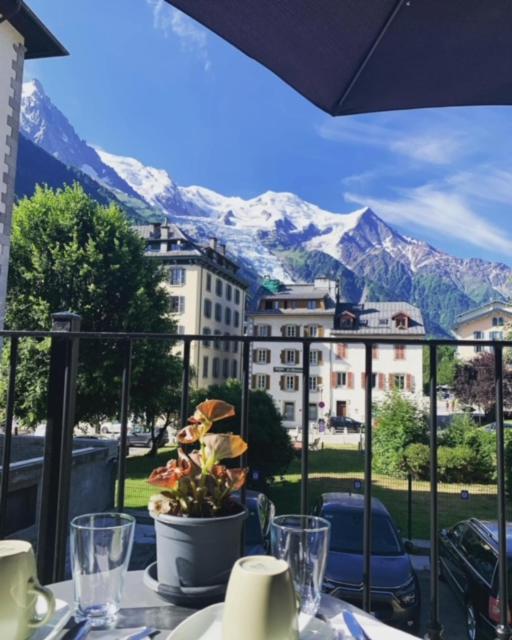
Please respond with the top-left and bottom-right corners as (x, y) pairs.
(395, 579), (417, 606)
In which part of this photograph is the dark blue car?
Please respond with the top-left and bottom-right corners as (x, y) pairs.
(315, 492), (420, 633)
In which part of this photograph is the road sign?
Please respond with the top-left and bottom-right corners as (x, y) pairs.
(273, 367), (304, 373)
(319, 401), (325, 408)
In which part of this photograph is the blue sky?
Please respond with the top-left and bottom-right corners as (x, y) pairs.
(26, 0), (512, 265)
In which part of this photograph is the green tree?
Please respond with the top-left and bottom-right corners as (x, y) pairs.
(190, 379), (295, 483)
(3, 185), (181, 437)
(422, 345), (457, 394)
(373, 390), (428, 476)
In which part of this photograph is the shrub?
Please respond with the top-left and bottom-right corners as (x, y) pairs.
(190, 380), (295, 485)
(373, 390), (428, 476)
(404, 443), (430, 479)
(437, 446), (480, 483)
(441, 413), (477, 448)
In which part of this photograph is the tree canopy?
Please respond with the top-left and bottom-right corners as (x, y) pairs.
(4, 184), (181, 427)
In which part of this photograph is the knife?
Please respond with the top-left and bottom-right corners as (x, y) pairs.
(343, 610), (370, 640)
(122, 627), (158, 640)
(61, 619), (92, 640)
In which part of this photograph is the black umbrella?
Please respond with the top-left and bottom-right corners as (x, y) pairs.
(165, 0), (512, 116)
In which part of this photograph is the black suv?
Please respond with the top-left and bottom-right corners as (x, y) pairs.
(328, 416), (363, 433)
(440, 518), (512, 640)
(315, 492), (420, 633)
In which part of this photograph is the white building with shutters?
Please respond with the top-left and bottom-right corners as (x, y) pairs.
(249, 279), (424, 429)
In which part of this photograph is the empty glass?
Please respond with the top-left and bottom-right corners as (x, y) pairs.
(271, 515), (330, 616)
(70, 512), (135, 628)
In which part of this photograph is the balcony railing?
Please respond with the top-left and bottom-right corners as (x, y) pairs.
(0, 312), (510, 640)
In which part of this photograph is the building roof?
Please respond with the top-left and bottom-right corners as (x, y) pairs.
(1, 1), (68, 59)
(453, 300), (512, 329)
(333, 301), (425, 336)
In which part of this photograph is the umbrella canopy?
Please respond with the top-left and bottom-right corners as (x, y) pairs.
(165, 0), (512, 116)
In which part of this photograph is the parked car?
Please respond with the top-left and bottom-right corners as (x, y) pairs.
(315, 492), (420, 633)
(440, 518), (512, 640)
(232, 490), (275, 555)
(328, 416), (363, 434)
(127, 425), (169, 448)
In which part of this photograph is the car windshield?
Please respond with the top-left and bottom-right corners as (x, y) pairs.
(323, 509), (402, 555)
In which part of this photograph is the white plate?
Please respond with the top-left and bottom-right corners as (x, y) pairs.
(31, 599), (72, 640)
(167, 603), (335, 640)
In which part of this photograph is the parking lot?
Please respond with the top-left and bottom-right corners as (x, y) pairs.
(417, 569), (466, 639)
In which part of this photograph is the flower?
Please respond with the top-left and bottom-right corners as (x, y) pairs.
(177, 399), (236, 444)
(148, 493), (172, 516)
(148, 455), (193, 490)
(203, 433), (248, 462)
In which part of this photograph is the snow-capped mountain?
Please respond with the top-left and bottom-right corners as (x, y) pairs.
(18, 80), (512, 335)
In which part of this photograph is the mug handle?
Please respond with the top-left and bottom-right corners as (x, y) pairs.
(27, 584), (55, 628)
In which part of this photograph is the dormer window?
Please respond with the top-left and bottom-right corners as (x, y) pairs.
(392, 312), (411, 330)
(339, 311), (356, 329)
(307, 299), (317, 310)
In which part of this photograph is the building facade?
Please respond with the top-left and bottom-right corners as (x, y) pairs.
(249, 279), (424, 428)
(0, 1), (66, 327)
(452, 300), (512, 361)
(136, 222), (248, 388)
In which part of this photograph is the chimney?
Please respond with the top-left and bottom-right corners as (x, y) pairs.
(209, 237), (218, 251)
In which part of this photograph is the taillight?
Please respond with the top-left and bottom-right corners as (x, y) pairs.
(488, 596), (511, 624)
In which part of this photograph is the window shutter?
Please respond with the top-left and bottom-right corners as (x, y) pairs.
(253, 349), (258, 363)
(265, 375), (270, 390)
(406, 374), (414, 392)
(336, 343), (347, 359)
(361, 372), (366, 388)
(317, 376), (323, 386)
(348, 372), (354, 389)
(280, 350), (285, 364)
(331, 372), (338, 387)
(294, 376), (299, 391)
(281, 326), (286, 337)
(378, 373), (385, 390)
(318, 326), (325, 338)
(388, 374), (394, 388)
(295, 325), (301, 337)
(251, 375), (256, 389)
(295, 350), (301, 365)
(318, 351), (323, 364)
(279, 376), (284, 390)
(266, 349), (271, 364)
(304, 326), (310, 338)
(373, 345), (379, 359)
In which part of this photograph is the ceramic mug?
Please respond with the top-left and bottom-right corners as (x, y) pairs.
(0, 540), (55, 640)
(222, 555), (298, 640)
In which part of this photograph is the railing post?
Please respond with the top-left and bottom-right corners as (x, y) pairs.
(426, 343), (443, 640)
(0, 336), (18, 537)
(300, 340), (310, 514)
(240, 340), (250, 505)
(117, 339), (132, 511)
(362, 342), (373, 612)
(407, 471), (412, 542)
(494, 345), (511, 640)
(37, 312), (80, 584)
(180, 338), (191, 425)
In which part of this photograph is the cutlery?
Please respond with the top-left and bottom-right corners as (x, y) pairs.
(122, 626), (159, 640)
(61, 619), (92, 640)
(343, 610), (370, 640)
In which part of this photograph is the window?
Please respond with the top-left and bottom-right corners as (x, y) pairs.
(493, 317), (504, 326)
(235, 288), (241, 305)
(226, 284), (232, 301)
(309, 404), (318, 421)
(231, 360), (237, 378)
(394, 344), (406, 360)
(216, 279), (223, 296)
(310, 350), (321, 365)
(170, 296), (185, 314)
(254, 374), (268, 390)
(148, 243), (160, 252)
(202, 327), (211, 347)
(307, 300), (317, 310)
(284, 375), (297, 391)
(392, 374), (406, 390)
(283, 402), (295, 421)
(284, 325), (298, 337)
(222, 358), (229, 378)
(204, 298), (212, 318)
(335, 372), (347, 387)
(309, 376), (320, 391)
(490, 331), (503, 340)
(214, 330), (221, 349)
(225, 307), (232, 325)
(215, 303), (222, 322)
(212, 357), (220, 377)
(169, 268), (186, 285)
(371, 373), (377, 388)
(256, 324), (271, 337)
(224, 334), (230, 351)
(305, 325), (319, 337)
(284, 349), (297, 365)
(233, 311), (240, 328)
(475, 345), (484, 353)
(395, 315), (408, 329)
(232, 341), (238, 354)
(255, 349), (269, 364)
(206, 273), (212, 292)
(176, 325), (185, 335)
(473, 331), (484, 339)
(461, 528), (497, 584)
(202, 356), (209, 378)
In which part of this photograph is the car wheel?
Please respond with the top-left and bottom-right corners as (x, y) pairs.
(466, 601), (481, 640)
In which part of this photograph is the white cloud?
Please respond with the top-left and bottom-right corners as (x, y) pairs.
(345, 181), (512, 255)
(147, 1), (211, 71)
(318, 117), (467, 165)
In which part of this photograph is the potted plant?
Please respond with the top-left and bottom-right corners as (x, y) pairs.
(146, 399), (249, 602)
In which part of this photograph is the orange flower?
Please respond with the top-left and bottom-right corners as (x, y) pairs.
(176, 424), (201, 445)
(203, 433), (248, 462)
(147, 455), (193, 489)
(178, 400), (235, 444)
(225, 468), (248, 492)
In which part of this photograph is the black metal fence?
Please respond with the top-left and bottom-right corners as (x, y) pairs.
(0, 314), (511, 640)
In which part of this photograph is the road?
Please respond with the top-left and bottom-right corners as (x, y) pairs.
(417, 570), (466, 639)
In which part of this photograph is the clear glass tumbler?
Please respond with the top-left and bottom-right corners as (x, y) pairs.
(271, 515), (330, 616)
(70, 512), (135, 627)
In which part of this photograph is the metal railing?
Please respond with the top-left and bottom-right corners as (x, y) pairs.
(0, 312), (510, 640)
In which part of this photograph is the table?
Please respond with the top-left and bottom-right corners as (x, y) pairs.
(50, 570), (417, 639)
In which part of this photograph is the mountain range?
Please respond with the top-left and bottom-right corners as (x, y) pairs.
(16, 79), (512, 336)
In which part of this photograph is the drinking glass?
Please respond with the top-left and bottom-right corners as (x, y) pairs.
(271, 515), (330, 616)
(70, 512), (135, 628)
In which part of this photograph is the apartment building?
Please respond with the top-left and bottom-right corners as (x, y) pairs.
(136, 222), (247, 387)
(0, 2), (65, 327)
(249, 279), (424, 428)
(452, 300), (512, 361)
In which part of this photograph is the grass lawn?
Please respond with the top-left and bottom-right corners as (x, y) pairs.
(124, 445), (510, 540)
